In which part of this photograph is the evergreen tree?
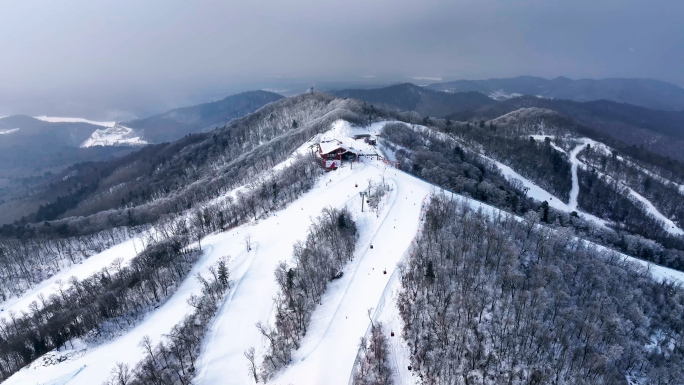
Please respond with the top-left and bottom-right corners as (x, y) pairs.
(541, 200), (550, 223)
(218, 259), (229, 287)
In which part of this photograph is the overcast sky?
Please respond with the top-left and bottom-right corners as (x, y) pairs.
(0, 0), (682, 119)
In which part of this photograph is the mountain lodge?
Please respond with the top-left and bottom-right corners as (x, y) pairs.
(318, 140), (360, 169)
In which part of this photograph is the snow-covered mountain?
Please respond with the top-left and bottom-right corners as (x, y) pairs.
(2, 93), (684, 384)
(34, 116), (117, 128)
(427, 76), (684, 111)
(80, 124), (147, 147)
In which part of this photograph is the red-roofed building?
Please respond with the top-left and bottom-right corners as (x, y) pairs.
(318, 140), (359, 169)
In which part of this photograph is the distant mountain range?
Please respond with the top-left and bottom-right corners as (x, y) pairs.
(123, 90), (284, 143)
(332, 83), (496, 117)
(447, 95), (684, 162)
(427, 76), (684, 111)
(0, 115), (132, 175)
(0, 91), (284, 221)
(0, 90), (284, 172)
(332, 81), (684, 162)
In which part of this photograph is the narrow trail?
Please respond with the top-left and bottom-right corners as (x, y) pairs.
(568, 139), (683, 235)
(568, 141), (588, 210)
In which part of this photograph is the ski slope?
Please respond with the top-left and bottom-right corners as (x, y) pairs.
(568, 140), (590, 210)
(4, 132), (409, 385)
(567, 138), (684, 236)
(6, 120), (684, 385)
(483, 153), (606, 226)
(0, 237), (142, 321)
(194, 122), (423, 385)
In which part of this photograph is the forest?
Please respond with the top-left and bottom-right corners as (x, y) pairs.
(579, 145), (684, 228)
(104, 257), (231, 385)
(399, 195), (684, 384)
(380, 119), (684, 274)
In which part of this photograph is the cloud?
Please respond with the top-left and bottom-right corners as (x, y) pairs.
(0, 0), (681, 118)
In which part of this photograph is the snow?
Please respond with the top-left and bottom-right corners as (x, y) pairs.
(525, 136), (682, 235)
(359, 259), (417, 385)
(319, 140), (343, 154)
(0, 128), (20, 135)
(488, 90), (523, 100)
(581, 139), (684, 197)
(80, 125), (147, 147)
(568, 138), (683, 236)
(482, 153), (607, 226)
(0, 237), (142, 321)
(272, 170), (431, 385)
(568, 139), (591, 210)
(7, 120), (684, 385)
(602, 172), (684, 236)
(3, 238), (228, 385)
(34, 116), (116, 128)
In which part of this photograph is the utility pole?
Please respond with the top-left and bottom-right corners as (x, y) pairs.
(359, 191), (368, 212)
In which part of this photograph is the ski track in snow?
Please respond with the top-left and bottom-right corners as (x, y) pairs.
(7, 121), (684, 385)
(273, 164), (432, 385)
(481, 152), (607, 226)
(0, 237), (142, 320)
(568, 138), (683, 236)
(293, 181), (399, 363)
(568, 140), (589, 210)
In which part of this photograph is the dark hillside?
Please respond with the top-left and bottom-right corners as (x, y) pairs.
(333, 83), (495, 117)
(125, 90), (284, 143)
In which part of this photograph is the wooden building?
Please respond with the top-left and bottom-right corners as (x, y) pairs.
(318, 140), (359, 169)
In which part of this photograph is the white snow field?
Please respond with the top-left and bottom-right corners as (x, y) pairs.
(6, 121), (684, 385)
(567, 140), (590, 210)
(524, 136), (682, 235)
(0, 237), (142, 321)
(0, 128), (20, 135)
(483, 153), (607, 226)
(567, 138), (684, 236)
(33, 116), (116, 128)
(80, 125), (148, 147)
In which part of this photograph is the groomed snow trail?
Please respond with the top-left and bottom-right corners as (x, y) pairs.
(483, 153), (606, 226)
(3, 158), (370, 385)
(3, 240), (232, 385)
(568, 138), (683, 236)
(272, 167), (432, 385)
(0, 237), (142, 320)
(191, 159), (424, 385)
(568, 140), (589, 211)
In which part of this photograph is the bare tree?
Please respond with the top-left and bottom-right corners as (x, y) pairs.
(244, 234), (252, 252)
(244, 347), (259, 383)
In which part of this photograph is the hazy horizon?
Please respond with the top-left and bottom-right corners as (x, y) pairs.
(1, 0), (683, 120)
